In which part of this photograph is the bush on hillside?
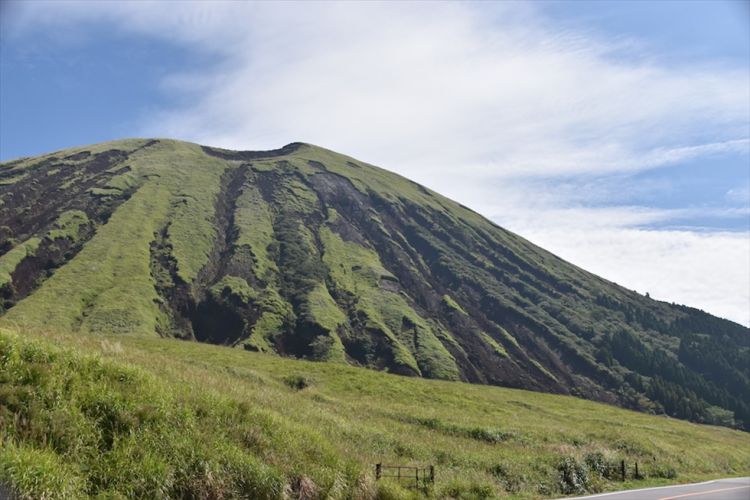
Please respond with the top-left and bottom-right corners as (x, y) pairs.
(557, 456), (589, 494)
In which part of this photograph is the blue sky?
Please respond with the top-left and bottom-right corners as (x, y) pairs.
(1, 1), (749, 324)
(1, 21), (202, 158)
(541, 0), (749, 63)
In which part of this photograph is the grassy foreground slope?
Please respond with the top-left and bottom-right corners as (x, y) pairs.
(1, 328), (748, 499)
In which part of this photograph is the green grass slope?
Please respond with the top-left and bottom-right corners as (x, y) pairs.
(1, 327), (748, 499)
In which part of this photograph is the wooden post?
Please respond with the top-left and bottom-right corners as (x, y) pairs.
(376, 463), (381, 480)
(621, 460), (626, 481)
(430, 465), (435, 484)
(635, 462), (639, 479)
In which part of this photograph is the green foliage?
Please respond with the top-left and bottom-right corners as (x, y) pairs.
(245, 288), (294, 352)
(274, 215), (326, 308)
(291, 144), (444, 214)
(0, 172), (27, 185)
(88, 187), (121, 197)
(375, 480), (420, 500)
(0, 141), (232, 336)
(480, 332), (508, 358)
(412, 416), (516, 444)
(274, 174), (319, 213)
(0, 330), (352, 499)
(2, 181), (169, 335)
(0, 442), (85, 499)
(103, 170), (140, 193)
(649, 463), (678, 479)
(153, 142), (230, 283)
(233, 180), (277, 280)
(439, 480), (496, 500)
(1, 328), (749, 499)
(309, 335), (342, 361)
(530, 359), (558, 383)
(0, 238), (40, 287)
(488, 463), (524, 493)
(89, 169), (141, 198)
(282, 373), (314, 391)
(442, 294), (467, 315)
(210, 275), (256, 304)
(606, 329), (749, 428)
(584, 452), (620, 480)
(321, 226), (459, 380)
(306, 283), (346, 332)
(45, 210), (89, 242)
(557, 456), (589, 494)
(303, 284), (347, 361)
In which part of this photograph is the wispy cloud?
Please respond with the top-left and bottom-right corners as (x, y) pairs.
(726, 186), (750, 205)
(146, 3), (748, 178)
(5, 0), (749, 324)
(6, 1), (747, 175)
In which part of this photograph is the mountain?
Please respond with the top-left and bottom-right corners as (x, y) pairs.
(1, 138), (748, 429)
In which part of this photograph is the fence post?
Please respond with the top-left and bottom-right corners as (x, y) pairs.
(376, 463), (381, 480)
(621, 460), (626, 481)
(635, 462), (639, 479)
(430, 465), (435, 484)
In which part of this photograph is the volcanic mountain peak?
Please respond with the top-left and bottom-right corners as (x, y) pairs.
(1, 138), (748, 429)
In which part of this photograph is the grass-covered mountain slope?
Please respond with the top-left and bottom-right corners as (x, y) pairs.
(0, 139), (748, 429)
(1, 328), (748, 499)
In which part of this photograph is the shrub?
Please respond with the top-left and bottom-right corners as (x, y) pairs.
(283, 373), (314, 390)
(650, 463), (677, 479)
(584, 451), (619, 480)
(439, 479), (496, 500)
(464, 427), (515, 443)
(488, 463), (524, 493)
(557, 456), (589, 494)
(375, 479), (417, 500)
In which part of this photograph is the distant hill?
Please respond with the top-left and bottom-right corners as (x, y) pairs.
(1, 139), (747, 429)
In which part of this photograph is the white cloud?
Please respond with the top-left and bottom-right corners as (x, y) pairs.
(5, 0), (749, 324)
(515, 226), (750, 327)
(148, 3), (748, 178)
(6, 1), (748, 176)
(726, 186), (750, 205)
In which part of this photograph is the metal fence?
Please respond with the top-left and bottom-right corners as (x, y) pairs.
(375, 464), (434, 492)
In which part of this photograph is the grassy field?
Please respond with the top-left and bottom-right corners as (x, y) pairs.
(1, 326), (748, 499)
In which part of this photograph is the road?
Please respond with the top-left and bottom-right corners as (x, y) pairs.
(562, 477), (750, 500)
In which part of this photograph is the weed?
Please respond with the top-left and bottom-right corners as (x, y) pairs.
(283, 374), (314, 391)
(557, 456), (589, 494)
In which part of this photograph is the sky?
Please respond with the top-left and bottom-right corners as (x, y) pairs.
(1, 0), (749, 325)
